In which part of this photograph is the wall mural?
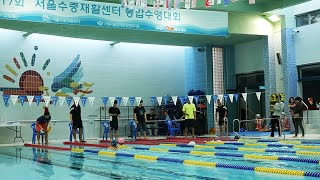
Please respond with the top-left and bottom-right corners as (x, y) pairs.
(0, 46), (94, 100)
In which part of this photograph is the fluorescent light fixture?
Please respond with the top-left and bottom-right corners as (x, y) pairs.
(267, 15), (280, 22)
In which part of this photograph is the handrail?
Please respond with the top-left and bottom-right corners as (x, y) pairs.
(302, 101), (309, 124)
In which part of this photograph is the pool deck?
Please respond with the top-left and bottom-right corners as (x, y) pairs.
(1, 133), (320, 147)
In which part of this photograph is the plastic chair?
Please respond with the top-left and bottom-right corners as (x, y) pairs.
(69, 123), (85, 142)
(31, 122), (44, 144)
(129, 119), (137, 140)
(101, 121), (110, 140)
(165, 120), (181, 137)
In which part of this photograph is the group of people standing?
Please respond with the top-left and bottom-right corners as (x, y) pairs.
(270, 95), (305, 138)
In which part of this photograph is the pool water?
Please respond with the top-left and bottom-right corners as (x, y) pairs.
(0, 142), (320, 180)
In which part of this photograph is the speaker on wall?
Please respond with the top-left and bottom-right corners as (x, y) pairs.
(276, 53), (282, 65)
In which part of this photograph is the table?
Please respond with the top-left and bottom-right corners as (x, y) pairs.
(0, 123), (26, 143)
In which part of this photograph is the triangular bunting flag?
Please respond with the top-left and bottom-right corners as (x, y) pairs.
(150, 97), (157, 106)
(43, 96), (51, 107)
(129, 97), (135, 106)
(109, 97), (116, 106)
(256, 92), (261, 101)
(228, 94), (234, 103)
(206, 95), (212, 104)
(11, 95), (18, 106)
(234, 94), (239, 102)
(224, 94), (229, 103)
(66, 96), (73, 106)
(188, 96), (194, 103)
(73, 97), (80, 107)
(213, 95), (218, 103)
(242, 93), (248, 102)
(224, 0), (229, 5)
(59, 96), (66, 107)
(163, 96), (169, 106)
(2, 95), (10, 106)
(217, 0), (221, 4)
(115, 97), (122, 106)
(80, 97), (87, 107)
(34, 96), (42, 106)
(18, 96), (26, 106)
(27, 96), (34, 106)
(218, 95), (224, 102)
(88, 97), (95, 107)
(135, 97), (142, 105)
(194, 96), (199, 104)
(172, 96), (178, 105)
(122, 97), (129, 107)
(102, 97), (109, 106)
(157, 96), (163, 106)
(205, 0), (212, 7)
(179, 96), (185, 104)
(51, 96), (58, 106)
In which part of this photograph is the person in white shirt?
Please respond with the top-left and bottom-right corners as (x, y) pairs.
(271, 94), (284, 137)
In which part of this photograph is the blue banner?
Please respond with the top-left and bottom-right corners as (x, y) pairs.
(0, 0), (228, 36)
(224, 0), (230, 5)
(51, 96), (58, 106)
(129, 97), (135, 106)
(81, 97), (87, 107)
(224, 94), (229, 103)
(102, 97), (109, 106)
(18, 96), (26, 106)
(115, 97), (122, 106)
(2, 95), (10, 106)
(66, 96), (73, 106)
(194, 96), (199, 104)
(213, 95), (218, 103)
(234, 94), (239, 102)
(34, 96), (42, 106)
(150, 96), (156, 106)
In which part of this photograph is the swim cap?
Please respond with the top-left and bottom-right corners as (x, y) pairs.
(111, 140), (117, 147)
(188, 141), (196, 146)
(118, 138), (124, 145)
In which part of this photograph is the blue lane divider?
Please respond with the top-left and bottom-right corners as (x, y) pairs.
(116, 153), (135, 157)
(257, 139), (278, 143)
(267, 144), (294, 148)
(169, 149), (190, 153)
(265, 149), (296, 153)
(157, 157), (184, 163)
(214, 152), (244, 158)
(84, 149), (99, 154)
(225, 142), (245, 146)
(215, 147), (239, 150)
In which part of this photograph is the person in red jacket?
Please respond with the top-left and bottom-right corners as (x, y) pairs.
(36, 107), (51, 144)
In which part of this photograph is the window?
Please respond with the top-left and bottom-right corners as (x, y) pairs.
(212, 47), (224, 95)
(296, 9), (320, 27)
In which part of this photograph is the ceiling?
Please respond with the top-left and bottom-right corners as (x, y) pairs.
(0, 0), (310, 46)
(0, 19), (263, 46)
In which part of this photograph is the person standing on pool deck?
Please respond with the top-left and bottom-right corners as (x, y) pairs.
(109, 100), (121, 140)
(291, 97), (305, 138)
(134, 100), (147, 139)
(215, 99), (228, 136)
(182, 99), (196, 138)
(270, 94), (284, 137)
(70, 102), (84, 142)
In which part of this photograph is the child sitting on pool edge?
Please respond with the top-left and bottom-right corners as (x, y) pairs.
(36, 107), (51, 145)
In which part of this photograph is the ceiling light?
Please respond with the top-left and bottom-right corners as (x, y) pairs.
(267, 15), (280, 22)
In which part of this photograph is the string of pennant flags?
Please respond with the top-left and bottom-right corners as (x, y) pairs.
(2, 91), (265, 107)
(121, 0), (255, 10)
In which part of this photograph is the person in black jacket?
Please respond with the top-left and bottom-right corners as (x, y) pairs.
(291, 97), (305, 138)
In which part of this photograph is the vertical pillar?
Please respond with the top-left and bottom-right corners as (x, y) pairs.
(206, 45), (214, 132)
(282, 28), (298, 113)
(263, 35), (277, 118)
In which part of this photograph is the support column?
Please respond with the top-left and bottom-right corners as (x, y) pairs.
(263, 35), (277, 118)
(282, 28), (298, 114)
